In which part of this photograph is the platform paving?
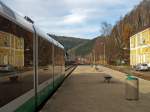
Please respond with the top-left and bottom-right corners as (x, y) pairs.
(40, 65), (150, 112)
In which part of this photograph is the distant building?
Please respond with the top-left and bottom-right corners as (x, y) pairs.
(0, 31), (24, 68)
(130, 27), (150, 66)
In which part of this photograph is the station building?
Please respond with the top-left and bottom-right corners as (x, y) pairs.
(0, 31), (24, 68)
(130, 27), (150, 66)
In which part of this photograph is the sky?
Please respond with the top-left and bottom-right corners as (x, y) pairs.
(1, 0), (142, 39)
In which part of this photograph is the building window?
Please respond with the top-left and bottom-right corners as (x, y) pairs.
(20, 38), (24, 49)
(4, 35), (10, 47)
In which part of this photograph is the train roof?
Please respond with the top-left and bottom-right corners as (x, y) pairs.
(0, 1), (34, 32)
(0, 1), (64, 49)
(49, 36), (64, 49)
(35, 26), (64, 49)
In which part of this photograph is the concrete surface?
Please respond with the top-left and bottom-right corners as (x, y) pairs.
(40, 65), (150, 112)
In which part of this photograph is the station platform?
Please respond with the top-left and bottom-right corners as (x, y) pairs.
(40, 65), (150, 112)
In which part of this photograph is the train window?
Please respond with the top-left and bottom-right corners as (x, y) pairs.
(53, 46), (64, 79)
(38, 36), (53, 84)
(0, 15), (34, 108)
(61, 49), (65, 72)
(54, 46), (59, 77)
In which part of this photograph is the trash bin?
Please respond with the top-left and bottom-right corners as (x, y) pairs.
(125, 75), (139, 100)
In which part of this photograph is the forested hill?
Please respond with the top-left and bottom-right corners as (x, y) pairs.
(48, 0), (150, 59)
(48, 33), (99, 56)
(69, 0), (150, 58)
(100, 0), (150, 64)
(48, 34), (90, 51)
(68, 38), (97, 56)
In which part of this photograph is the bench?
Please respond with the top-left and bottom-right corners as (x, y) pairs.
(104, 76), (112, 83)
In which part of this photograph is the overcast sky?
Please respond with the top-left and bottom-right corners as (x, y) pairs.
(2, 0), (142, 39)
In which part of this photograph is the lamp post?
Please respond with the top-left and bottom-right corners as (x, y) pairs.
(100, 42), (106, 65)
(93, 50), (96, 68)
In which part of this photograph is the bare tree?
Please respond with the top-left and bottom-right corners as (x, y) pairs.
(100, 22), (112, 36)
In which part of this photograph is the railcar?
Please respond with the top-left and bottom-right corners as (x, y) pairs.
(0, 1), (73, 112)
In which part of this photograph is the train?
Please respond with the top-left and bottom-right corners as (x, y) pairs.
(0, 1), (75, 112)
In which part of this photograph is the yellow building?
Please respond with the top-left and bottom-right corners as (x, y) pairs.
(130, 27), (150, 66)
(0, 31), (24, 68)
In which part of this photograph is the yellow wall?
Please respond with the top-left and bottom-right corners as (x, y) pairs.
(0, 31), (24, 67)
(130, 28), (150, 66)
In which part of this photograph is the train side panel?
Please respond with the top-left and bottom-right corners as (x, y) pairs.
(0, 15), (35, 112)
(0, 2), (66, 112)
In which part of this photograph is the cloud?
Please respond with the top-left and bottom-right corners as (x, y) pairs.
(1, 0), (142, 39)
(48, 25), (100, 39)
(63, 9), (88, 24)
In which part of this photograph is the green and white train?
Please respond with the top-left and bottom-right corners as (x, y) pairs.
(0, 1), (74, 112)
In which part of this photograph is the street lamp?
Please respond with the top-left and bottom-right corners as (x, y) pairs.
(92, 50), (96, 68)
(100, 42), (106, 65)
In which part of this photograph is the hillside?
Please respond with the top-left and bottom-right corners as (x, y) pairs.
(48, 0), (150, 60)
(69, 0), (150, 60)
(48, 33), (104, 57)
(102, 0), (150, 64)
(68, 38), (96, 56)
(48, 34), (90, 51)
(68, 36), (106, 57)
